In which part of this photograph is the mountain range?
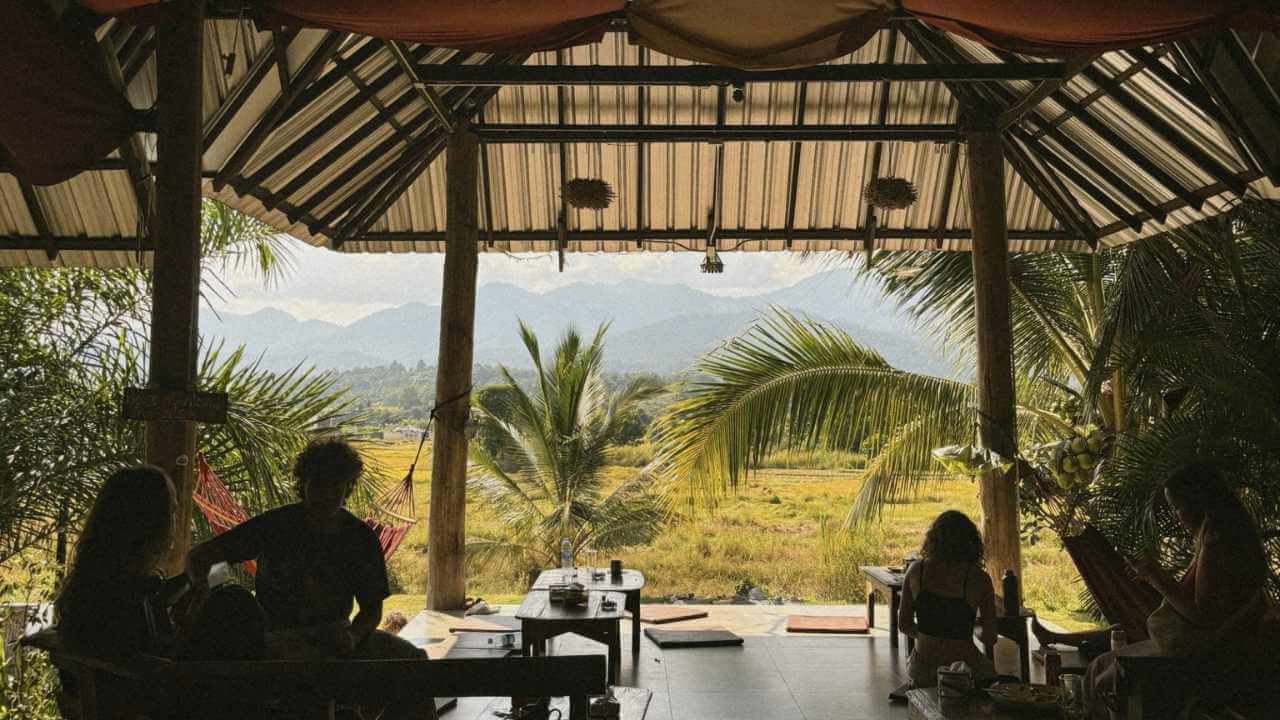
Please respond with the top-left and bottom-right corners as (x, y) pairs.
(201, 270), (958, 378)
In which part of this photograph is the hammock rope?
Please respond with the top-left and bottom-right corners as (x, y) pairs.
(193, 445), (422, 573)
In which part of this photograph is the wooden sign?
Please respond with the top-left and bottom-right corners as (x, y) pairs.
(122, 387), (229, 423)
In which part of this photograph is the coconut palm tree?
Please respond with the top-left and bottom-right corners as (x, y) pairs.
(653, 202), (1280, 595)
(466, 323), (666, 576)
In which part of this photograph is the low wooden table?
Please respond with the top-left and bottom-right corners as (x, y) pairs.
(907, 687), (1053, 720)
(532, 568), (645, 656)
(477, 686), (651, 720)
(517, 590), (626, 685)
(860, 565), (907, 648)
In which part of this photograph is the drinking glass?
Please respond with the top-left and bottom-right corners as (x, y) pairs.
(1060, 673), (1088, 720)
(586, 548), (600, 579)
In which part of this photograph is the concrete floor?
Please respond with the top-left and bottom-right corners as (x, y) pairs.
(401, 605), (1038, 720)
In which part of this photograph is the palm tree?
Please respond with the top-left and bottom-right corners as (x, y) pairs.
(466, 323), (666, 576)
(0, 200), (378, 563)
(653, 202), (1280, 595)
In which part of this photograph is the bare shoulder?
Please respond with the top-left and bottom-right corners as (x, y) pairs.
(904, 559), (924, 590)
(970, 565), (995, 597)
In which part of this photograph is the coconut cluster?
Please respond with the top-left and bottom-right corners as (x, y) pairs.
(1044, 425), (1105, 489)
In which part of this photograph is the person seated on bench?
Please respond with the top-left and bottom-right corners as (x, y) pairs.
(54, 465), (264, 719)
(1085, 462), (1269, 718)
(186, 437), (435, 720)
(898, 510), (1000, 688)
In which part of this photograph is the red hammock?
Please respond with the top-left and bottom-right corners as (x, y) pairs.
(1062, 523), (1162, 640)
(193, 452), (417, 572)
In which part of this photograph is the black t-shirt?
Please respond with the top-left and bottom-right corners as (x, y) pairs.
(210, 504), (389, 630)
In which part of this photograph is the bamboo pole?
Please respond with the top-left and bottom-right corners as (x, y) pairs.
(964, 110), (1023, 592)
(427, 121), (480, 610)
(149, 0), (205, 574)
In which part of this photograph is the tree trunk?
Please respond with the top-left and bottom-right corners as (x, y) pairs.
(965, 114), (1023, 594)
(427, 123), (480, 610)
(149, 0), (205, 575)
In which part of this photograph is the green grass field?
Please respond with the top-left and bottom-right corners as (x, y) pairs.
(372, 442), (1098, 630)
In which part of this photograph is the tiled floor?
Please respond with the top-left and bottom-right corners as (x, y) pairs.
(404, 605), (1035, 720)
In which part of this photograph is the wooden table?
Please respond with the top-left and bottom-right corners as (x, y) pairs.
(860, 565), (907, 648)
(907, 687), (1054, 719)
(532, 568), (645, 656)
(477, 686), (651, 720)
(517, 590), (626, 685)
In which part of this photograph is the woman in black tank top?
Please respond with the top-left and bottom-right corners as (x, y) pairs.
(898, 511), (999, 688)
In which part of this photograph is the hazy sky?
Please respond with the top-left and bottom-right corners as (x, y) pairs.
(211, 239), (846, 325)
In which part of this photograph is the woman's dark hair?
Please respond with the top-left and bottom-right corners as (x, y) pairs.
(1165, 462), (1260, 542)
(55, 466), (175, 644)
(293, 437), (363, 501)
(921, 510), (985, 565)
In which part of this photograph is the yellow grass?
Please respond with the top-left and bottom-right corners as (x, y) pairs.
(372, 443), (1100, 631)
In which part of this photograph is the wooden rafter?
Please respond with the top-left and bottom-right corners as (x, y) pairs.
(998, 55), (1096, 130)
(213, 31), (344, 191)
(203, 31), (289, 149)
(862, 27), (899, 256)
(782, 81), (807, 248)
(17, 181), (56, 261)
(353, 227), (1075, 245)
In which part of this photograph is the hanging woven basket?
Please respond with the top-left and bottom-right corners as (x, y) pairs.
(562, 178), (615, 210)
(863, 177), (919, 210)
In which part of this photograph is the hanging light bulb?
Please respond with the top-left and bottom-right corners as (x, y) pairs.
(700, 243), (724, 274)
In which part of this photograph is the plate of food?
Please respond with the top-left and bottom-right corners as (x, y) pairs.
(985, 683), (1060, 712)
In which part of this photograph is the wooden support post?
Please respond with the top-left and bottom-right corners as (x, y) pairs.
(964, 110), (1022, 593)
(149, 0), (205, 574)
(427, 121), (480, 610)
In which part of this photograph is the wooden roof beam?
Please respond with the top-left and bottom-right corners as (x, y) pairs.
(278, 38), (387, 126)
(213, 31), (344, 191)
(782, 82), (808, 249)
(930, 143), (961, 249)
(243, 44), (444, 194)
(203, 31), (292, 149)
(1002, 136), (1099, 247)
(1079, 65), (1249, 196)
(998, 55), (1097, 130)
(411, 62), (1069, 86)
(0, 236), (154, 253)
(1123, 47), (1225, 123)
(390, 40), (455, 133)
(92, 29), (153, 243)
(17, 181), (57, 261)
(471, 124), (961, 142)
(354, 227), (1075, 244)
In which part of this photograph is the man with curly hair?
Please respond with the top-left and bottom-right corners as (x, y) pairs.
(186, 438), (434, 718)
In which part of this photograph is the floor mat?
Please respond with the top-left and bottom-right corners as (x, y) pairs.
(644, 627), (743, 648)
(785, 615), (870, 634)
(626, 605), (710, 624)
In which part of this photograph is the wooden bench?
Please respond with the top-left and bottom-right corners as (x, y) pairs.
(23, 628), (609, 720)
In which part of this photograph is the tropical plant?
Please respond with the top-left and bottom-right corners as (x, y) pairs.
(653, 201), (1280, 560)
(466, 323), (666, 576)
(0, 199), (378, 564)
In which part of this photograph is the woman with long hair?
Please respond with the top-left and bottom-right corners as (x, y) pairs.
(55, 464), (177, 656)
(898, 510), (1000, 688)
(1086, 462), (1270, 717)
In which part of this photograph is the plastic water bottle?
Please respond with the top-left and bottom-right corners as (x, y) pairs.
(560, 539), (572, 569)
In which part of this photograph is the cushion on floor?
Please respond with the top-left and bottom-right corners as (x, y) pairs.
(785, 615), (870, 634)
(644, 627), (743, 648)
(626, 605), (710, 624)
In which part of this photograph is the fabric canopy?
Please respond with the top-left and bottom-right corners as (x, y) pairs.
(905, 0), (1280, 58)
(85, 0), (623, 52)
(0, 1), (136, 186)
(628, 0), (893, 70)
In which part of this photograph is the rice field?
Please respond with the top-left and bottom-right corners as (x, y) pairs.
(370, 442), (1099, 631)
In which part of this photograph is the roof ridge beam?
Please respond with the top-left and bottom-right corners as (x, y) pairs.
(470, 124), (960, 142)
(410, 63), (1068, 86)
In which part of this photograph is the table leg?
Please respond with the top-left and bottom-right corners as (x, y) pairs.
(608, 621), (621, 686)
(866, 582), (876, 630)
(888, 588), (900, 648)
(627, 590), (641, 656)
(1016, 626), (1031, 683)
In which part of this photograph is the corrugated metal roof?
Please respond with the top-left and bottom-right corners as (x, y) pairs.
(2, 20), (1277, 267)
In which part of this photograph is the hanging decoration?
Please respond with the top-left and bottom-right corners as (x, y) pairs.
(863, 177), (919, 210)
(700, 244), (724, 274)
(562, 178), (615, 210)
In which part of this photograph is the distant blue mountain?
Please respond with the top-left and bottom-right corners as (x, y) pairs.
(200, 270), (957, 378)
